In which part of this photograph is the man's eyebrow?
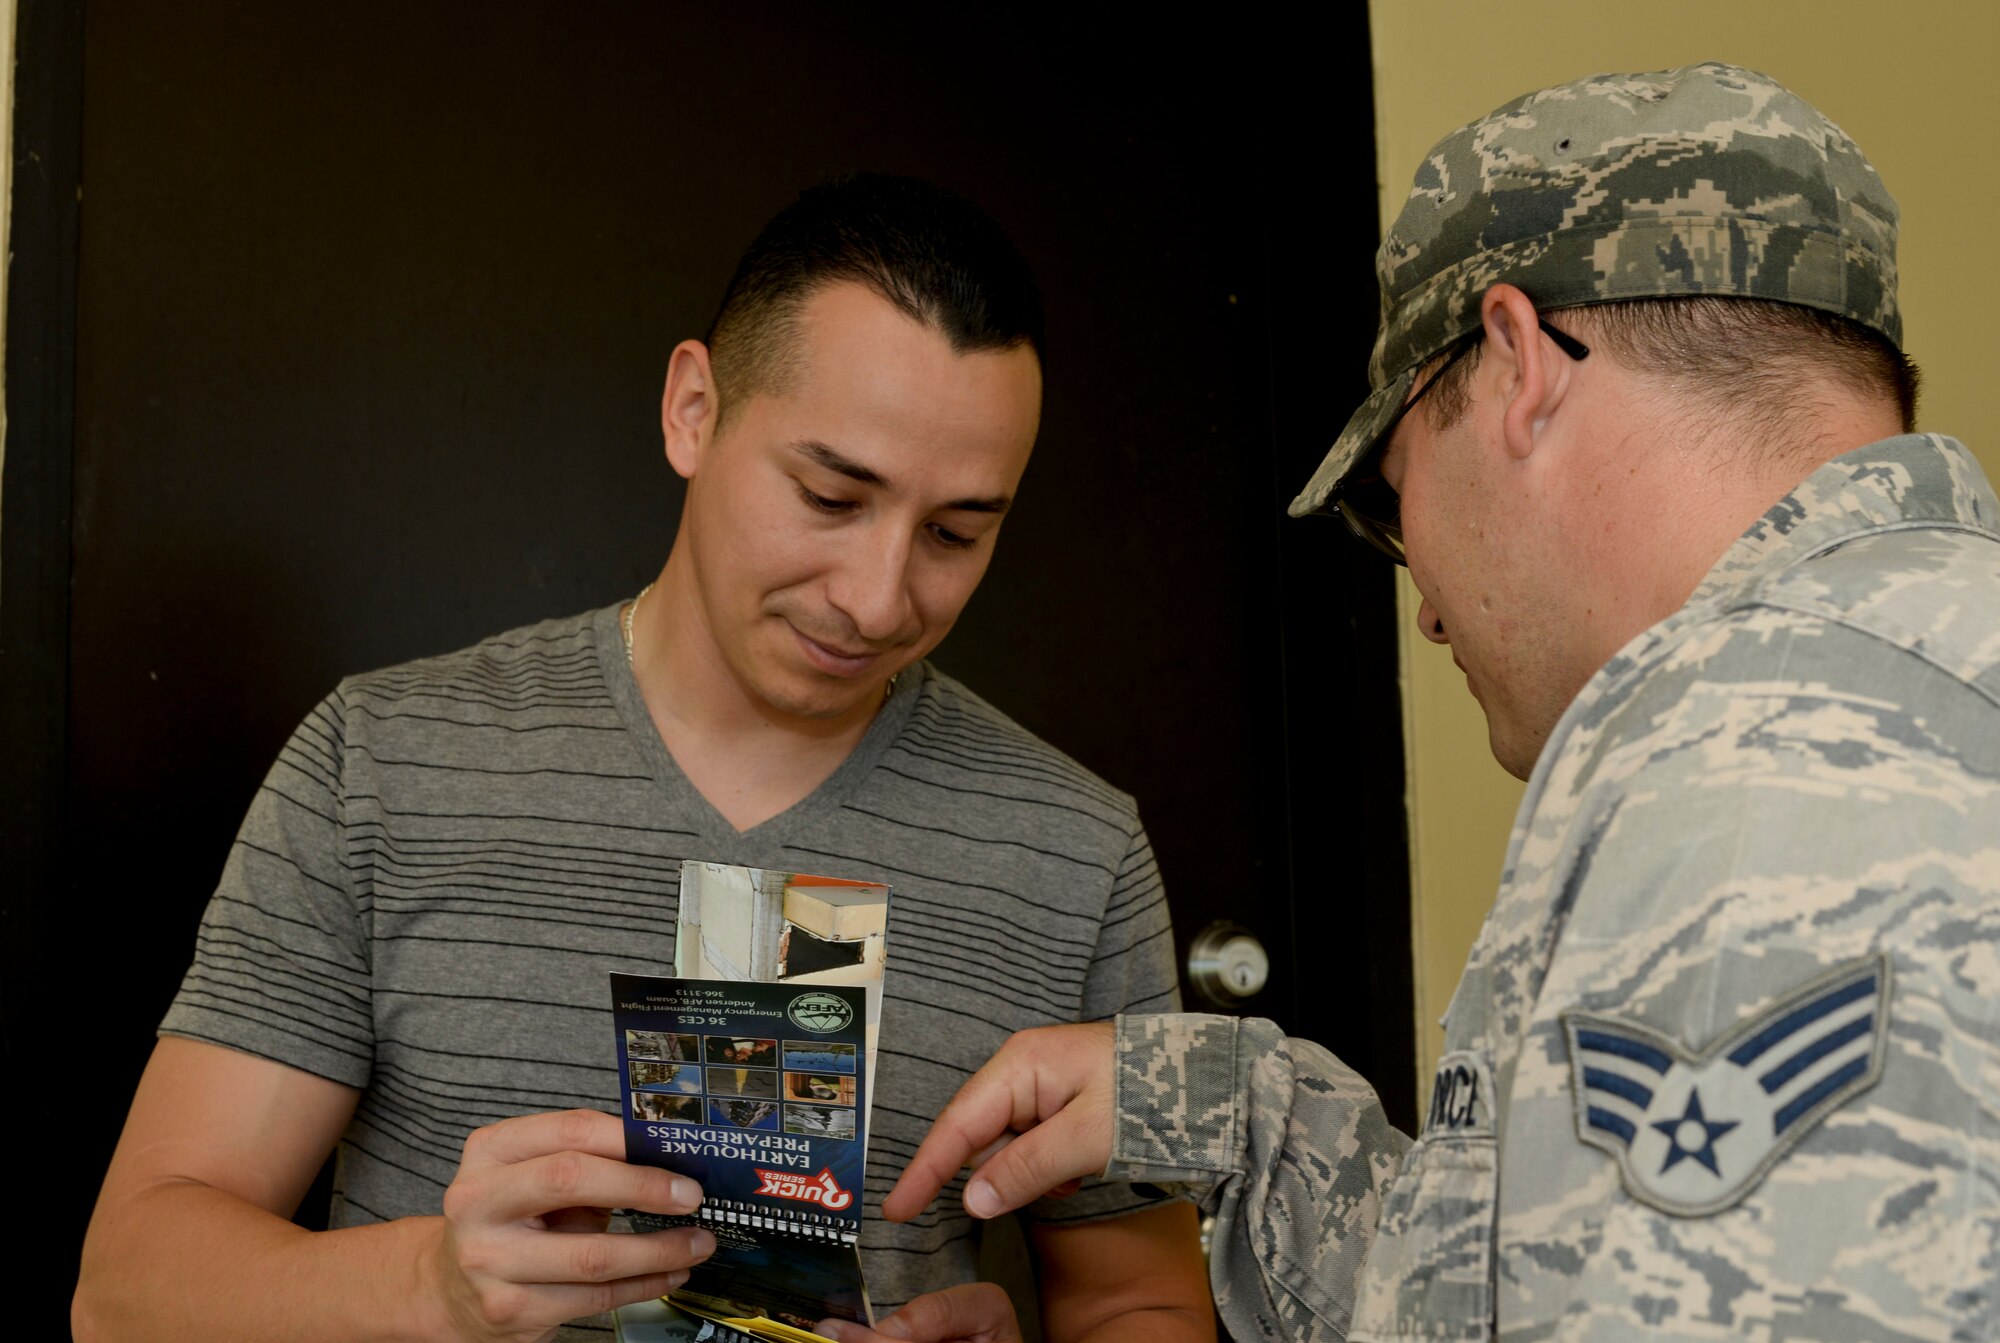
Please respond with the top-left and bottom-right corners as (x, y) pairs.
(791, 439), (1012, 515)
(943, 495), (1012, 515)
(793, 439), (887, 487)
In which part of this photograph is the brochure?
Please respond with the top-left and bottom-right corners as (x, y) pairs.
(610, 861), (893, 1342)
(675, 862), (889, 1106)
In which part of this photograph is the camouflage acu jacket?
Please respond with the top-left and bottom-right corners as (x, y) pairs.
(1110, 434), (2000, 1341)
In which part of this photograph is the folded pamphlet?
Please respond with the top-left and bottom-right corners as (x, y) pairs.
(611, 863), (891, 1343)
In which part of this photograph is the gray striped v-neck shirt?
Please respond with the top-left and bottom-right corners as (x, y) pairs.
(161, 604), (1179, 1338)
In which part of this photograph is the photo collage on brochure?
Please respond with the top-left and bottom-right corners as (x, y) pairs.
(623, 1028), (860, 1144)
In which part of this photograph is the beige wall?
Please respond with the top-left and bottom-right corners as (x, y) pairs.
(1367, 2), (2000, 1098)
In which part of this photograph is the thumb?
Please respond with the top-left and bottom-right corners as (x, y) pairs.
(888, 1284), (1017, 1342)
(819, 1284), (1016, 1343)
(961, 1096), (1108, 1218)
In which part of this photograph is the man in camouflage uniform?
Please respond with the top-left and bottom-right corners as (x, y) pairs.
(862, 63), (2000, 1343)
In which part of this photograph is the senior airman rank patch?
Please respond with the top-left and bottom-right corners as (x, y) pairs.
(1561, 955), (1889, 1216)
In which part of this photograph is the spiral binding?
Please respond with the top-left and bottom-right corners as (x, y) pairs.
(695, 1198), (861, 1245)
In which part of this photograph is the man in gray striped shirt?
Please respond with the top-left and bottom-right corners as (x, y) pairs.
(75, 175), (1212, 1343)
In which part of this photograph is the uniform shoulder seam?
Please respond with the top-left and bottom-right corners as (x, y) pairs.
(1727, 528), (2000, 711)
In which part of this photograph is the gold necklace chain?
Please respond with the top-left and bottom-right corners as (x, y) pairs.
(621, 581), (653, 668)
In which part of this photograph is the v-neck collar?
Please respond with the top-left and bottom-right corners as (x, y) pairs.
(591, 603), (926, 861)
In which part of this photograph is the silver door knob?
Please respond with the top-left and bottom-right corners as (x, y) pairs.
(1187, 922), (1269, 1005)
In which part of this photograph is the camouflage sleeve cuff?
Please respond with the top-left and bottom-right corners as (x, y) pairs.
(1107, 1012), (1248, 1184)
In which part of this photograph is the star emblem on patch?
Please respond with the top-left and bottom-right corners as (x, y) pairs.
(1562, 955), (1889, 1217)
(1650, 1087), (1736, 1176)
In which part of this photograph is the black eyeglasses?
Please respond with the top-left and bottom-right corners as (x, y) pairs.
(1331, 318), (1590, 565)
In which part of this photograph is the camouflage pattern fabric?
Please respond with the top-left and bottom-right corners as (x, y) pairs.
(1114, 434), (2000, 1340)
(1292, 61), (1902, 519)
(1111, 1014), (1409, 1339)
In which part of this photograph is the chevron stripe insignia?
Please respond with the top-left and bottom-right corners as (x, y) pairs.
(1560, 955), (1890, 1216)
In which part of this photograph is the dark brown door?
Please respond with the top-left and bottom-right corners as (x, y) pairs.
(3, 5), (1411, 1327)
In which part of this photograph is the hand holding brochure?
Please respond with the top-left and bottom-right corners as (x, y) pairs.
(610, 863), (891, 1343)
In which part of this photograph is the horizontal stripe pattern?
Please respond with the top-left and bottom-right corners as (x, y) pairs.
(161, 607), (1180, 1337)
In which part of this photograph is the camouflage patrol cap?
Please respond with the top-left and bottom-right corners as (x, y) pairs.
(1290, 61), (1901, 518)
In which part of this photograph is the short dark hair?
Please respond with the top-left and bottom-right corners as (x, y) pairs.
(1423, 298), (1921, 442)
(705, 173), (1044, 420)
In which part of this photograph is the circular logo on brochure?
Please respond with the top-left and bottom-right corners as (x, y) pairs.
(787, 991), (854, 1034)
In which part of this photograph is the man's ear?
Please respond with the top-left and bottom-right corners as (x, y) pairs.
(662, 339), (721, 480)
(1478, 284), (1573, 461)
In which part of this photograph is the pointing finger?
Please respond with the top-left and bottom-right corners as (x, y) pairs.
(960, 1105), (1105, 1218)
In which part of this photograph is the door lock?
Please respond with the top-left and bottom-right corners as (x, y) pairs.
(1187, 921), (1270, 1006)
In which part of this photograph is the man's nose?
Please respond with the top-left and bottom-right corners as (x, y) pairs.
(1416, 595), (1450, 646)
(828, 524), (916, 643)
